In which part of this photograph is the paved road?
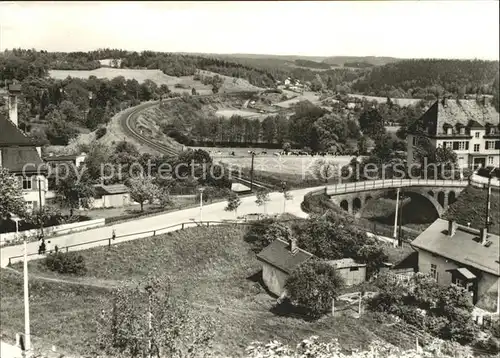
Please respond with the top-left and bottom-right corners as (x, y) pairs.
(0, 341), (22, 358)
(0, 185), (325, 267)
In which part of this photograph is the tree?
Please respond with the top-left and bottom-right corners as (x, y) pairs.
(127, 176), (160, 212)
(45, 117), (78, 145)
(97, 275), (215, 358)
(191, 88), (197, 96)
(0, 168), (26, 219)
(285, 260), (344, 318)
(358, 108), (386, 140)
(262, 222), (292, 248)
(224, 192), (241, 218)
(56, 166), (95, 216)
(312, 158), (338, 183)
(255, 189), (271, 214)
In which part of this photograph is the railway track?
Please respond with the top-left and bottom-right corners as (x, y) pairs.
(120, 91), (259, 157)
(120, 91), (275, 190)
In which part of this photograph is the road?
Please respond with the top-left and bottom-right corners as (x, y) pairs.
(0, 185), (325, 267)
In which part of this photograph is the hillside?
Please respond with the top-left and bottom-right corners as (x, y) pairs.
(352, 59), (499, 99)
(322, 56), (400, 67)
(443, 185), (500, 235)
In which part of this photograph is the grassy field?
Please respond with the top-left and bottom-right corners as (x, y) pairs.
(49, 68), (261, 94)
(274, 91), (321, 108)
(1, 224), (419, 356)
(347, 94), (422, 107)
(217, 154), (355, 176)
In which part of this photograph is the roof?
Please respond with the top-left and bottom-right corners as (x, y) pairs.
(0, 114), (38, 147)
(453, 267), (477, 280)
(94, 184), (129, 196)
(326, 258), (366, 269)
(1, 147), (46, 174)
(417, 99), (499, 136)
(256, 239), (313, 274)
(43, 154), (85, 162)
(411, 218), (500, 276)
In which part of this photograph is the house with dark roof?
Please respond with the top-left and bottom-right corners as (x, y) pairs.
(91, 184), (130, 209)
(256, 238), (313, 296)
(0, 84), (48, 211)
(411, 218), (500, 313)
(407, 97), (500, 169)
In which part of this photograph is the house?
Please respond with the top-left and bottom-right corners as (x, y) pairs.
(43, 152), (87, 170)
(0, 84), (48, 211)
(411, 218), (500, 313)
(406, 97), (500, 169)
(326, 258), (366, 286)
(91, 184), (130, 209)
(256, 238), (313, 296)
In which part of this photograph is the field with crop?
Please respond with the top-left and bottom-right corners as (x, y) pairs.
(49, 68), (263, 94)
(1, 224), (410, 356)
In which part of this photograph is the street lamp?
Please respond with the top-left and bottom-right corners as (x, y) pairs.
(11, 213), (31, 356)
(198, 187), (205, 222)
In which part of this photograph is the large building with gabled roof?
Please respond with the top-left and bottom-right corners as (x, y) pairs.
(0, 84), (48, 211)
(407, 97), (500, 169)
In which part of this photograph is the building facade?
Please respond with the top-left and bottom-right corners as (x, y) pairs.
(407, 97), (500, 169)
(326, 258), (367, 286)
(412, 218), (500, 313)
(0, 84), (47, 211)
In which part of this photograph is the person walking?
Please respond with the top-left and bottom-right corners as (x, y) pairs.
(40, 238), (46, 255)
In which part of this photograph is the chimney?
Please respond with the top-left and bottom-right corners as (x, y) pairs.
(480, 228), (488, 245)
(447, 220), (457, 237)
(288, 238), (298, 254)
(7, 83), (22, 127)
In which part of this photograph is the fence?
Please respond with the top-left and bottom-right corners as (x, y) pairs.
(0, 219), (105, 246)
(6, 219), (257, 266)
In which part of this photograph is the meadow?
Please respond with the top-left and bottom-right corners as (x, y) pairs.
(0, 224), (417, 356)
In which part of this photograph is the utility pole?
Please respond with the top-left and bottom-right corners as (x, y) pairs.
(145, 285), (153, 358)
(250, 151), (255, 191)
(38, 179), (44, 237)
(23, 226), (32, 356)
(398, 192), (404, 247)
(485, 167), (494, 231)
(393, 188), (400, 241)
(198, 187), (205, 222)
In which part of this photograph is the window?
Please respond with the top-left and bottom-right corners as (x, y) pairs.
(475, 132), (480, 138)
(486, 141), (495, 150)
(22, 177), (32, 190)
(489, 157), (494, 165)
(447, 127), (453, 135)
(474, 144), (480, 152)
(460, 127), (466, 135)
(453, 277), (464, 287)
(430, 264), (438, 281)
(350, 267), (359, 272)
(458, 141), (467, 150)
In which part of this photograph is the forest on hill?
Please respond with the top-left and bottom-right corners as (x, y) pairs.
(352, 59), (499, 99)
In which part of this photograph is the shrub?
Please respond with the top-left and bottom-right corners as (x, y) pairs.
(44, 252), (87, 275)
(95, 127), (107, 139)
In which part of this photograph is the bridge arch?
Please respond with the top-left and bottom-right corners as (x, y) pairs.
(448, 191), (457, 205)
(365, 195), (373, 204)
(428, 190), (434, 197)
(437, 191), (445, 207)
(353, 197), (362, 213)
(340, 200), (349, 212)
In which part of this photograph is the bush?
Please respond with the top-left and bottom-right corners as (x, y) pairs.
(44, 252), (87, 275)
(95, 127), (107, 139)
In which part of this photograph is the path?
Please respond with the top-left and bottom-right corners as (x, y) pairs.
(0, 185), (323, 267)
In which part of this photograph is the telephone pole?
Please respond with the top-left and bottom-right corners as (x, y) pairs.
(393, 188), (400, 241)
(485, 167), (495, 231)
(38, 179), (44, 237)
(250, 151), (255, 191)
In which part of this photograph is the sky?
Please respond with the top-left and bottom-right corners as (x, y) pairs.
(0, 1), (499, 60)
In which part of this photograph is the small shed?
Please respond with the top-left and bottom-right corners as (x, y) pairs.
(92, 184), (130, 209)
(256, 238), (313, 296)
(326, 258), (366, 286)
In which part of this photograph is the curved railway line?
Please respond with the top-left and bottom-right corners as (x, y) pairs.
(119, 91), (273, 190)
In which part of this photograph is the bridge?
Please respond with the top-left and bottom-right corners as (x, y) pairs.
(304, 179), (470, 217)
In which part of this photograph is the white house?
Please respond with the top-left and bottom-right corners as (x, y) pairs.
(407, 97), (500, 169)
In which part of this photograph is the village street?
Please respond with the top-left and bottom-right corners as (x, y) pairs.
(0, 185), (327, 268)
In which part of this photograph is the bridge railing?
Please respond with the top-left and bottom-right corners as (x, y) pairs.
(324, 178), (468, 196)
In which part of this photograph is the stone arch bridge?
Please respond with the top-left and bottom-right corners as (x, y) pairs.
(316, 179), (469, 217)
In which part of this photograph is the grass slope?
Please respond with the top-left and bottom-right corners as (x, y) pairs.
(444, 185), (500, 235)
(2, 224), (417, 356)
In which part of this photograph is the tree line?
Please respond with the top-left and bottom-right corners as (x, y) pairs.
(352, 58), (499, 99)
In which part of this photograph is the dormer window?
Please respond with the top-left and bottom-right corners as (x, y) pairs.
(460, 127), (465, 135)
(447, 127), (453, 135)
